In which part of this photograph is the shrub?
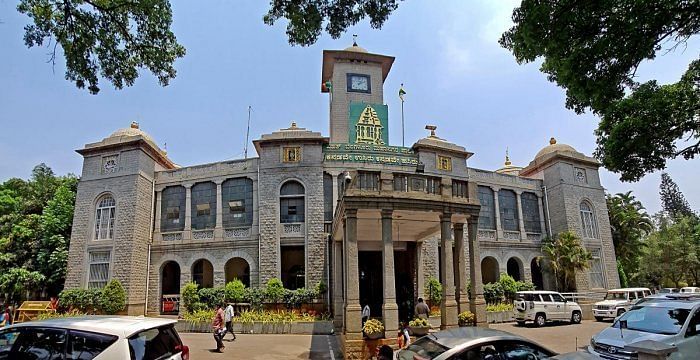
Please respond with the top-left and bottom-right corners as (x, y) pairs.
(426, 277), (442, 306)
(315, 281), (327, 295)
(181, 282), (200, 313)
(458, 311), (475, 326)
(483, 283), (504, 304)
(264, 278), (286, 303)
(486, 303), (514, 312)
(225, 279), (247, 303)
(515, 281), (535, 292)
(198, 287), (226, 308)
(408, 318), (429, 327)
(284, 288), (318, 308)
(59, 288), (102, 313)
(99, 279), (126, 314)
(244, 287), (265, 310)
(183, 308), (216, 324)
(498, 274), (518, 302)
(362, 319), (384, 335)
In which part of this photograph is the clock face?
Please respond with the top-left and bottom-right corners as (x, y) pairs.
(347, 74), (370, 92)
(575, 168), (586, 182)
(103, 159), (117, 173)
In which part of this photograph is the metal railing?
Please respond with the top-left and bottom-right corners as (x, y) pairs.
(560, 292), (606, 304)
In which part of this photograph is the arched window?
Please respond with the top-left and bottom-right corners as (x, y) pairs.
(94, 195), (116, 240)
(280, 180), (305, 223)
(580, 201), (599, 239)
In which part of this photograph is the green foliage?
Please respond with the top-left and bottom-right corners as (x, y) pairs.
(36, 309), (86, 321)
(264, 278), (286, 303)
(99, 280), (126, 315)
(362, 318), (384, 335)
(183, 308), (216, 324)
(516, 281), (535, 292)
(17, 0), (186, 94)
(638, 215), (700, 287)
(660, 173), (696, 221)
(498, 274), (518, 302)
(234, 310), (317, 324)
(198, 287), (225, 308)
(483, 283), (504, 305)
(607, 191), (654, 277)
(408, 317), (429, 327)
(224, 279), (247, 303)
(458, 311), (475, 326)
(540, 231), (592, 292)
(0, 268), (45, 299)
(486, 303), (514, 312)
(244, 287), (266, 310)
(426, 277), (442, 306)
(283, 288), (318, 308)
(617, 261), (629, 288)
(58, 288), (102, 313)
(500, 1), (700, 181)
(315, 280), (327, 295)
(181, 282), (200, 313)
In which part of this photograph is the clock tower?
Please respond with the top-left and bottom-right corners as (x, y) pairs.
(321, 42), (394, 143)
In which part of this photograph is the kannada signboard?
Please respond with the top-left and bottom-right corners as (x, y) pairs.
(323, 143), (418, 166)
(348, 102), (389, 145)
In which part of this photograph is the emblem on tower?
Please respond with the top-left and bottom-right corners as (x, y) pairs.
(348, 102), (389, 145)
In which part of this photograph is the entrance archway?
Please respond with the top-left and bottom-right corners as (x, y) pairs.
(507, 257), (523, 281)
(161, 261), (181, 315)
(225, 258), (250, 287)
(192, 259), (213, 288)
(481, 257), (500, 284)
(531, 258), (544, 290)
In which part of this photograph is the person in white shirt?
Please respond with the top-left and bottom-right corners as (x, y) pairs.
(361, 303), (371, 326)
(222, 303), (236, 341)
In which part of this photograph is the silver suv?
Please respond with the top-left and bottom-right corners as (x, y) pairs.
(589, 294), (700, 359)
(514, 291), (583, 327)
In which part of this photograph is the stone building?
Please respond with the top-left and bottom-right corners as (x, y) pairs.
(65, 43), (619, 352)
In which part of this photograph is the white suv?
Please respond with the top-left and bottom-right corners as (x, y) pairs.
(513, 291), (583, 327)
(0, 316), (189, 359)
(593, 287), (652, 321)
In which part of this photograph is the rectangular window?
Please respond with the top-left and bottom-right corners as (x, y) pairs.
(280, 197), (305, 223)
(88, 251), (111, 289)
(477, 186), (496, 230)
(426, 177), (441, 194)
(498, 190), (519, 231)
(394, 174), (408, 192)
(357, 172), (379, 191)
(589, 249), (605, 289)
(437, 155), (452, 171)
(283, 147), (301, 163)
(521, 192), (542, 233)
(452, 180), (468, 198)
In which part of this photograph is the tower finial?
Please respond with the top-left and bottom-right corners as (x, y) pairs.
(352, 34), (358, 46)
(549, 137), (557, 145)
(505, 147), (511, 166)
(425, 125), (437, 137)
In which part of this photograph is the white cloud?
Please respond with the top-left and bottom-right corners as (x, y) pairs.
(478, 0), (520, 43)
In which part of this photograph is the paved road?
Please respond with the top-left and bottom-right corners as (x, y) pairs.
(179, 333), (341, 360)
(491, 320), (611, 354)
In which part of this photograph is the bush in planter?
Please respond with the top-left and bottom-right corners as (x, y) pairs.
(198, 287), (225, 308)
(362, 318), (384, 338)
(264, 278), (286, 303)
(408, 318), (429, 327)
(225, 279), (247, 303)
(181, 282), (200, 312)
(483, 283), (504, 304)
(426, 277), (442, 307)
(59, 288), (102, 313)
(99, 279), (126, 314)
(458, 311), (476, 326)
(498, 274), (518, 302)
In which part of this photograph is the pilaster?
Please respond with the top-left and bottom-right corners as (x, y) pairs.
(183, 183), (192, 240)
(344, 209), (362, 338)
(154, 190), (162, 234)
(467, 218), (487, 326)
(516, 190), (527, 241)
(537, 194), (547, 238)
(214, 180), (224, 238)
(439, 213), (458, 329)
(491, 186), (503, 240)
(454, 222), (469, 313)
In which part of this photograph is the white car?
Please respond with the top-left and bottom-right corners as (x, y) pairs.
(680, 287), (700, 293)
(593, 288), (652, 321)
(0, 315), (189, 360)
(513, 290), (583, 327)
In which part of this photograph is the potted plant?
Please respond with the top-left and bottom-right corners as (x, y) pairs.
(362, 319), (385, 340)
(458, 311), (475, 327)
(408, 317), (430, 336)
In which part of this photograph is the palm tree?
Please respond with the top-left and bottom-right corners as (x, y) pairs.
(539, 231), (592, 292)
(606, 191), (653, 278)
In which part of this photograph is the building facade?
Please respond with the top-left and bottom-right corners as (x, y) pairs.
(65, 44), (619, 343)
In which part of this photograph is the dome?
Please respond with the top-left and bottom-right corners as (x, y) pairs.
(534, 137), (578, 159)
(343, 43), (368, 53)
(109, 121), (158, 146)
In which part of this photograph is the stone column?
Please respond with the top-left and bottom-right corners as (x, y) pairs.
(332, 173), (339, 215)
(154, 190), (162, 234)
(439, 213), (458, 329)
(454, 222), (469, 313)
(381, 209), (399, 333)
(183, 183), (192, 240)
(416, 242), (424, 302)
(537, 194), (547, 239)
(215, 180), (224, 239)
(333, 240), (344, 328)
(467, 218), (487, 326)
(516, 190), (527, 241)
(491, 186), (503, 240)
(344, 209), (362, 338)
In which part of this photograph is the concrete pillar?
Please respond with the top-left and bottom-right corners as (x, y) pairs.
(183, 184), (192, 240)
(332, 173), (339, 215)
(215, 180), (223, 238)
(467, 218), (487, 326)
(416, 242), (424, 302)
(154, 190), (162, 234)
(344, 209), (362, 338)
(381, 209), (398, 333)
(491, 186), (503, 240)
(454, 222), (469, 313)
(537, 194), (547, 239)
(516, 191), (527, 241)
(333, 240), (344, 328)
(439, 213), (458, 329)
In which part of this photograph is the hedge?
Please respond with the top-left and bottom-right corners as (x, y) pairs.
(59, 279), (126, 315)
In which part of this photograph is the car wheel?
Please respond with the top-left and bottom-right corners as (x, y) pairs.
(571, 311), (582, 324)
(516, 321), (526, 327)
(617, 309), (625, 317)
(595, 316), (604, 322)
(535, 313), (546, 327)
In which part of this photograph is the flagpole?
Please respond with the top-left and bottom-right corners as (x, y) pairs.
(401, 99), (405, 147)
(245, 106), (251, 159)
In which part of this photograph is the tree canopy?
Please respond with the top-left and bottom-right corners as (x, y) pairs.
(539, 231), (592, 292)
(606, 191), (653, 279)
(17, 0), (402, 94)
(500, 0), (700, 181)
(660, 172), (696, 220)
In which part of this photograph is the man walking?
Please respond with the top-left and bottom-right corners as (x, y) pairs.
(212, 303), (225, 352)
(223, 303), (236, 341)
(415, 297), (430, 319)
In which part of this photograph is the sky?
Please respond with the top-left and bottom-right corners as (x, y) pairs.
(0, 0), (698, 215)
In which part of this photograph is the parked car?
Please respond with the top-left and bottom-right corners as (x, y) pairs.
(0, 315), (189, 360)
(592, 288), (652, 321)
(396, 327), (556, 360)
(658, 288), (679, 294)
(513, 291), (582, 327)
(588, 295), (700, 360)
(680, 287), (700, 293)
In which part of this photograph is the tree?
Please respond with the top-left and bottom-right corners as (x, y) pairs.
(638, 215), (698, 287)
(500, 1), (700, 181)
(660, 173), (696, 220)
(99, 279), (126, 314)
(606, 191), (653, 278)
(17, 1), (402, 93)
(539, 231), (592, 292)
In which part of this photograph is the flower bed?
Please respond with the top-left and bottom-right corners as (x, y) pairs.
(178, 309), (334, 334)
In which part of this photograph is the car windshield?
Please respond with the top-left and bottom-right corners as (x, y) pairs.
(397, 336), (448, 360)
(614, 306), (691, 335)
(605, 292), (627, 300)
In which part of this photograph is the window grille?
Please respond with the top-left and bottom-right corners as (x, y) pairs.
(589, 249), (605, 288)
(426, 177), (441, 194)
(580, 201), (599, 238)
(94, 195), (115, 240)
(394, 174), (408, 192)
(498, 189), (519, 231)
(477, 186), (496, 230)
(453, 180), (468, 198)
(437, 155), (452, 171)
(521, 192), (542, 233)
(357, 172), (379, 191)
(88, 251), (111, 289)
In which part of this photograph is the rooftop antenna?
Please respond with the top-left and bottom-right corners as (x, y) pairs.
(244, 106), (252, 159)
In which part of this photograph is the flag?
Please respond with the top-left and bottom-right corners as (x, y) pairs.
(398, 84), (406, 102)
(323, 80), (332, 92)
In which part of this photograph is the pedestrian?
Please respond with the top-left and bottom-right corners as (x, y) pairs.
(397, 322), (410, 349)
(211, 303), (225, 352)
(415, 297), (430, 319)
(49, 297), (59, 311)
(361, 303), (371, 326)
(223, 303), (236, 341)
(377, 345), (393, 360)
